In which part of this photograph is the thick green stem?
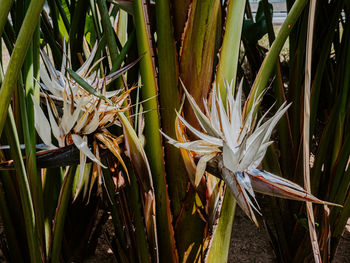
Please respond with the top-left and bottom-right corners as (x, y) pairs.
(0, 0), (13, 37)
(205, 190), (236, 263)
(133, 0), (177, 261)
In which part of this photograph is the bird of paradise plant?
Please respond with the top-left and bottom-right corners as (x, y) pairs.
(162, 81), (339, 227)
(1, 0), (349, 262)
(32, 43), (140, 199)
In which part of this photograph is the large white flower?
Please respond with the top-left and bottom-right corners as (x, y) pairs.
(162, 81), (338, 226)
(32, 43), (135, 198)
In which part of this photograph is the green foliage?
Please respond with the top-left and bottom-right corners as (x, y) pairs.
(0, 0), (349, 263)
(243, 0), (273, 43)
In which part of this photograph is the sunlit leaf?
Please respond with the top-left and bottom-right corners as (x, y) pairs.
(72, 134), (106, 168)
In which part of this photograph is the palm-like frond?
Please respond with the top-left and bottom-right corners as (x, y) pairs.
(163, 81), (339, 226)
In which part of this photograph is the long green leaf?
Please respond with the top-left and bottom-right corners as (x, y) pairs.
(51, 166), (75, 263)
(21, 13), (45, 255)
(118, 111), (158, 262)
(215, 0), (246, 100)
(126, 170), (153, 263)
(4, 109), (41, 263)
(155, 0), (188, 220)
(0, 0), (45, 138)
(205, 190), (236, 263)
(0, 0), (13, 37)
(133, 0), (177, 262)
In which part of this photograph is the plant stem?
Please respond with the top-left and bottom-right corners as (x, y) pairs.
(4, 108), (41, 263)
(133, 0), (176, 261)
(0, 0), (13, 37)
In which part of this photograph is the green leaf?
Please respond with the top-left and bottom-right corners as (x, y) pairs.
(205, 191), (236, 263)
(0, 0), (46, 138)
(67, 67), (114, 105)
(0, 0), (13, 37)
(180, 0), (221, 125)
(51, 167), (76, 263)
(133, 0), (177, 261)
(247, 0), (308, 111)
(215, 0), (246, 101)
(242, 0), (273, 43)
(4, 109), (41, 263)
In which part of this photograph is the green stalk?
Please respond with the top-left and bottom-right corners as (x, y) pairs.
(247, 0), (308, 111)
(205, 191), (236, 263)
(288, 13), (308, 155)
(42, 168), (62, 258)
(126, 171), (152, 263)
(4, 108), (41, 263)
(40, 15), (62, 67)
(0, 0), (13, 37)
(333, 182), (350, 237)
(47, 0), (61, 42)
(97, 0), (124, 89)
(0, 0), (45, 138)
(262, 0), (294, 178)
(133, 0), (177, 261)
(111, 31), (136, 73)
(329, 134), (350, 204)
(0, 69), (25, 256)
(97, 0), (119, 63)
(89, 0), (102, 39)
(155, 0), (187, 220)
(215, 0), (246, 100)
(21, 17), (45, 256)
(50, 166), (75, 263)
(156, 2), (205, 259)
(17, 77), (46, 254)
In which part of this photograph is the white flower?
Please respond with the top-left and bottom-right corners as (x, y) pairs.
(162, 81), (338, 226)
(32, 43), (132, 198)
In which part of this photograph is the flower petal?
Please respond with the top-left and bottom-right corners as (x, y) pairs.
(32, 95), (52, 146)
(72, 134), (107, 168)
(221, 166), (259, 226)
(195, 153), (217, 186)
(176, 112), (223, 146)
(247, 169), (341, 206)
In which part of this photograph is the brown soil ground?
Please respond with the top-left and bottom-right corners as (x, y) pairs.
(229, 207), (350, 263)
(82, 207), (350, 263)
